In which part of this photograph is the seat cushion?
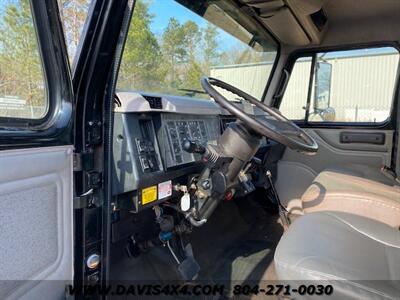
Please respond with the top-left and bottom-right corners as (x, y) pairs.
(301, 168), (400, 228)
(275, 212), (400, 299)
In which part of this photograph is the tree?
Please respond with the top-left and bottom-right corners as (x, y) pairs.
(202, 24), (219, 69)
(161, 18), (188, 87)
(182, 21), (201, 62)
(117, 0), (164, 91)
(58, 0), (90, 62)
(182, 60), (202, 91)
(161, 19), (206, 92)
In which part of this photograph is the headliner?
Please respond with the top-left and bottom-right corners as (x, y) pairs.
(240, 0), (400, 49)
(322, 0), (400, 46)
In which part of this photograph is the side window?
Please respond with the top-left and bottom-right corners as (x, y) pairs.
(279, 47), (400, 123)
(0, 0), (47, 119)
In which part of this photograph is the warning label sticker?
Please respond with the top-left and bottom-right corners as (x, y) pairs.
(158, 180), (172, 200)
(142, 186), (157, 205)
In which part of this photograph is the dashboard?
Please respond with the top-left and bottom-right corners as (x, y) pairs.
(112, 91), (271, 212)
(112, 92), (225, 211)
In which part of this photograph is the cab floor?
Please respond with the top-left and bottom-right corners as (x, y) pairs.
(109, 192), (283, 296)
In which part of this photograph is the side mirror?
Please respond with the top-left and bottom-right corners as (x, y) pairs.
(314, 61), (332, 111)
(320, 107), (336, 121)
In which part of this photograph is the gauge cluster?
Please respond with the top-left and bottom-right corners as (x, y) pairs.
(158, 114), (220, 168)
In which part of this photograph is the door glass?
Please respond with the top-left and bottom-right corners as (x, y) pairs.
(0, 0), (47, 119)
(311, 47), (399, 123)
(279, 47), (399, 123)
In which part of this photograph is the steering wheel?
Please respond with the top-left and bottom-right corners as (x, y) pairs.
(201, 77), (318, 154)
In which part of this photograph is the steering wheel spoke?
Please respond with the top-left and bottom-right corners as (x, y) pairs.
(201, 77), (318, 154)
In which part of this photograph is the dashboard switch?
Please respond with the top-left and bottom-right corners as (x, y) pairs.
(139, 156), (150, 170)
(136, 139), (147, 153)
(148, 159), (154, 169)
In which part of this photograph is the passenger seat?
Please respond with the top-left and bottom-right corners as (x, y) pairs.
(288, 164), (400, 228)
(274, 211), (400, 299)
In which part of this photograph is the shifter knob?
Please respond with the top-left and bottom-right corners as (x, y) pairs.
(182, 139), (206, 154)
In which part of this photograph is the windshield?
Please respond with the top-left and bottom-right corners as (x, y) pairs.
(117, 0), (278, 100)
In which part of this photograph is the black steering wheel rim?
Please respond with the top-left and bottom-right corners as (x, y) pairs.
(201, 76), (318, 154)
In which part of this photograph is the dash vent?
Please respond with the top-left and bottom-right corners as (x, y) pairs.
(142, 95), (162, 109)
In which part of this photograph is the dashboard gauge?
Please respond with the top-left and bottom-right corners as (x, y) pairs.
(162, 115), (220, 168)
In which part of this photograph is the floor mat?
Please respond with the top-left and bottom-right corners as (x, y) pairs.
(189, 197), (283, 284)
(212, 239), (274, 282)
(110, 244), (183, 282)
(109, 195), (283, 299)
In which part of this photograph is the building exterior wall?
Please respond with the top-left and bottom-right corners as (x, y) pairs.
(211, 53), (399, 122)
(210, 62), (273, 100)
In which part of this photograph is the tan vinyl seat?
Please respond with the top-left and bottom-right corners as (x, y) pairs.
(288, 164), (400, 228)
(274, 211), (400, 299)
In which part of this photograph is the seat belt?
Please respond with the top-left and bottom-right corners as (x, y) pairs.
(384, 70), (400, 184)
(389, 80), (400, 184)
(395, 104), (400, 182)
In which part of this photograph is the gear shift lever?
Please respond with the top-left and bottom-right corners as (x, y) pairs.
(182, 139), (206, 155)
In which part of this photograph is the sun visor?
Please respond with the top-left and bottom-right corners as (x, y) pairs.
(287, 0), (323, 14)
(261, 7), (310, 45)
(243, 0), (327, 46)
(242, 0), (285, 17)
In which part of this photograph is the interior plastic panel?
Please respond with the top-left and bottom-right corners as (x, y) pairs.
(0, 146), (73, 300)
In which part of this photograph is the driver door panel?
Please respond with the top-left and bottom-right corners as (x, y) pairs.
(283, 128), (393, 173)
(0, 1), (74, 299)
(0, 146), (74, 299)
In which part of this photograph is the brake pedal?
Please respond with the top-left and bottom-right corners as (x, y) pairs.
(165, 241), (200, 281)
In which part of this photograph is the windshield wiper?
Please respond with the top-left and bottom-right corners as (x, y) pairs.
(178, 88), (207, 97)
